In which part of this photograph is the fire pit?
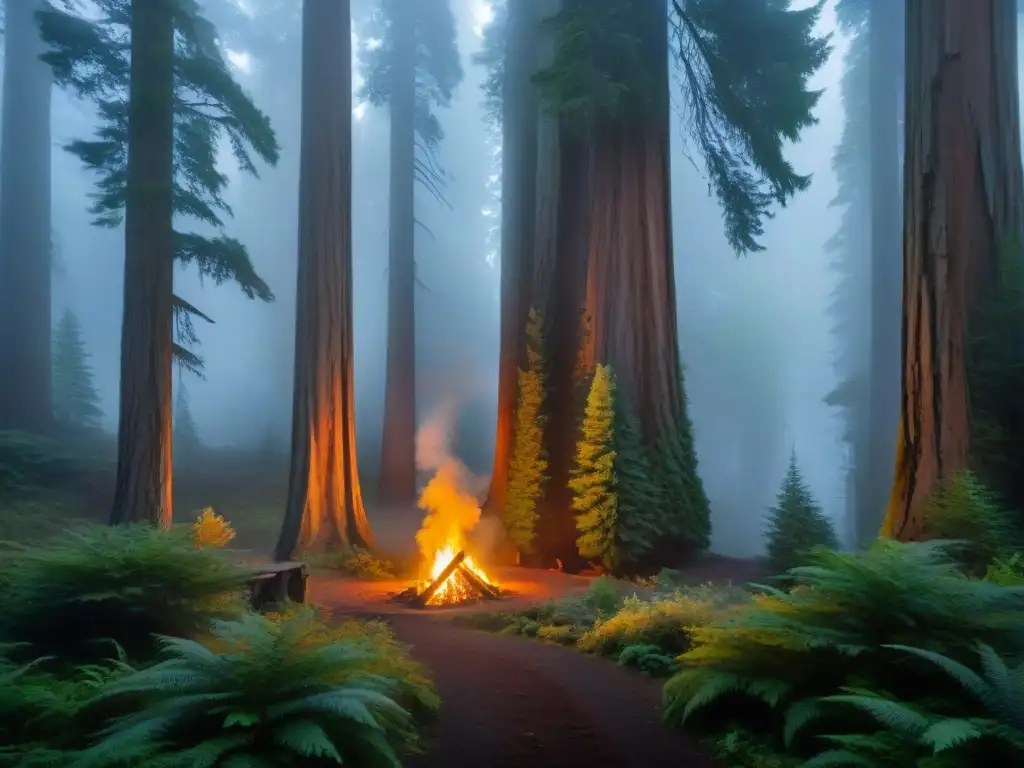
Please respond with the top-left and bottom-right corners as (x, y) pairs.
(391, 545), (501, 608)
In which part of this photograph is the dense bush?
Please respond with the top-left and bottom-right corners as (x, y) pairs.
(72, 609), (437, 767)
(662, 540), (1024, 766)
(0, 524), (249, 662)
(459, 577), (745, 676)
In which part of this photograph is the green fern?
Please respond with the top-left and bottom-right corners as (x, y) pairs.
(71, 608), (436, 767)
(662, 540), (1024, 762)
(0, 524), (249, 663)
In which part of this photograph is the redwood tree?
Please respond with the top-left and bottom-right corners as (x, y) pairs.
(361, 0), (462, 506)
(39, 0), (279, 525)
(523, 0), (828, 566)
(275, 0), (376, 559)
(883, 0), (1024, 541)
(0, 0), (53, 433)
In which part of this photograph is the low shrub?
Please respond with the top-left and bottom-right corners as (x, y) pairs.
(710, 729), (801, 768)
(617, 643), (679, 676)
(311, 548), (397, 580)
(73, 609), (431, 767)
(662, 540), (1024, 763)
(985, 553), (1024, 586)
(578, 586), (740, 657)
(191, 507), (235, 548)
(0, 524), (249, 663)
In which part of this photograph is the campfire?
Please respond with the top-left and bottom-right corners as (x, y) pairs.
(393, 544), (501, 608)
(392, 401), (503, 608)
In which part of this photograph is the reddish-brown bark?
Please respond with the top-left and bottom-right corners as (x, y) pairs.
(276, 0), (375, 560)
(485, 0), (542, 518)
(110, 0), (176, 527)
(378, 4), (419, 507)
(883, 0), (1024, 541)
(0, 0), (53, 433)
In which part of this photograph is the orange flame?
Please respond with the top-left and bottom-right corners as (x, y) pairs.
(421, 543), (493, 606)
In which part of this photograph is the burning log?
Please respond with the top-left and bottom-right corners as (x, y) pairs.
(457, 562), (500, 600)
(414, 549), (467, 607)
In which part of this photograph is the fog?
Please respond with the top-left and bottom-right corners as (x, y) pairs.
(9, 0), (896, 557)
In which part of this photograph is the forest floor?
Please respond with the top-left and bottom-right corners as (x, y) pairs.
(311, 568), (726, 768)
(5, 448), (765, 766)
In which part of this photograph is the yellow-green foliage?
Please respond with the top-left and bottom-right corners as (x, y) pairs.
(0, 524), (249, 663)
(72, 608), (432, 767)
(985, 553), (1024, 586)
(922, 469), (1016, 574)
(571, 365), (662, 571)
(191, 506), (235, 548)
(662, 541), (1024, 763)
(504, 308), (548, 553)
(579, 587), (742, 657)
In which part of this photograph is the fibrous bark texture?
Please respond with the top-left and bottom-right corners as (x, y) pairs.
(110, 0), (176, 527)
(276, 0), (375, 560)
(884, 0), (1024, 541)
(0, 0), (53, 433)
(485, 0), (542, 517)
(863, 0), (903, 544)
(378, 5), (418, 507)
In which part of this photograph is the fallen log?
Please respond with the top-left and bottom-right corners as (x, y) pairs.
(414, 549), (466, 607)
(457, 563), (500, 600)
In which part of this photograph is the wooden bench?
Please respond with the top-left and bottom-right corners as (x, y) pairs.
(248, 561), (308, 611)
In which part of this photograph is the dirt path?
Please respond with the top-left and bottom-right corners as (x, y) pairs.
(391, 616), (712, 768)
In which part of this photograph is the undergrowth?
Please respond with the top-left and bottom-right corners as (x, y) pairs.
(457, 576), (748, 676)
(309, 548), (397, 580)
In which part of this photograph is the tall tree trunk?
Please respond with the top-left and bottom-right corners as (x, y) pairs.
(378, 5), (418, 507)
(276, 0), (375, 560)
(109, 0), (176, 527)
(484, 0), (542, 518)
(863, 0), (903, 545)
(883, 0), (1024, 540)
(0, 0), (53, 433)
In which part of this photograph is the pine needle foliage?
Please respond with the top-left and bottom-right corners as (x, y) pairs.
(0, 524), (249, 664)
(51, 309), (103, 430)
(533, 0), (831, 253)
(765, 451), (838, 574)
(653, 388), (711, 555)
(662, 541), (1024, 761)
(921, 470), (1017, 576)
(36, 0), (279, 369)
(571, 364), (662, 572)
(72, 609), (433, 768)
(504, 308), (548, 553)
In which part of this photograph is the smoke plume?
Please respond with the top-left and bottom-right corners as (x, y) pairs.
(414, 400), (487, 572)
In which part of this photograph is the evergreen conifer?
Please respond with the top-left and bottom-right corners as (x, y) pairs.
(571, 364), (661, 571)
(765, 450), (838, 573)
(655, 396), (712, 554)
(174, 384), (201, 456)
(51, 308), (103, 429)
(504, 308), (548, 552)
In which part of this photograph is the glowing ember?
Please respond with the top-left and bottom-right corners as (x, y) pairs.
(420, 543), (494, 606)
